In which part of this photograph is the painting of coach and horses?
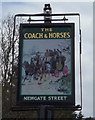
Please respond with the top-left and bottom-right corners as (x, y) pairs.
(20, 39), (72, 95)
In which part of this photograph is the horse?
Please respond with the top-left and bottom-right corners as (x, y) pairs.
(22, 61), (35, 83)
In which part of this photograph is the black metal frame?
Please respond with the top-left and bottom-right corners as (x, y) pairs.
(11, 104), (81, 111)
(11, 7), (82, 118)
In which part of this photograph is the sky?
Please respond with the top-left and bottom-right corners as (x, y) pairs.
(1, 0), (95, 2)
(0, 1), (94, 118)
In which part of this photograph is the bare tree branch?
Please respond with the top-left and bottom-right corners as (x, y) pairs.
(0, 14), (19, 85)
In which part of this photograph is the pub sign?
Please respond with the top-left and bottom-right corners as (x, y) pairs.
(17, 23), (75, 105)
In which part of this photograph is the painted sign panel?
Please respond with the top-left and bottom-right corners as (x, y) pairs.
(17, 23), (75, 105)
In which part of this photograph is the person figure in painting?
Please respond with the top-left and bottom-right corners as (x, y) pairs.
(37, 54), (45, 85)
(22, 61), (31, 83)
(44, 49), (51, 80)
(63, 65), (69, 77)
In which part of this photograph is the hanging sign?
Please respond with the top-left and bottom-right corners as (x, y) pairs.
(17, 23), (75, 105)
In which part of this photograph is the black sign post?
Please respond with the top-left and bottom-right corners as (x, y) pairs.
(41, 5), (53, 119)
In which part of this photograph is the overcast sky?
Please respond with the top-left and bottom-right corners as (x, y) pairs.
(1, 0), (94, 2)
(1, 1), (93, 118)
